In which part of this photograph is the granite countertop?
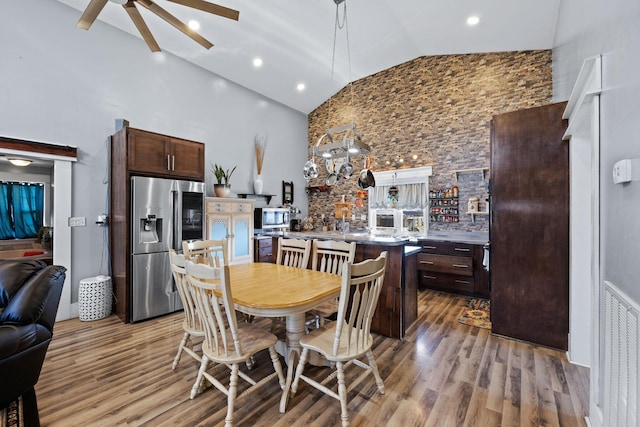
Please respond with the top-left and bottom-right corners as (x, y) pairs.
(256, 229), (489, 247)
(257, 230), (410, 246)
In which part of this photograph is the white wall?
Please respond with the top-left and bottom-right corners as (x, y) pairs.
(0, 1), (308, 303)
(553, 0), (640, 425)
(554, 0), (640, 303)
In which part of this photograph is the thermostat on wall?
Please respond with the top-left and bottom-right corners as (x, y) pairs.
(613, 159), (632, 184)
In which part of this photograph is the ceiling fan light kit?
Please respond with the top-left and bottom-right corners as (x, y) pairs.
(76, 0), (239, 52)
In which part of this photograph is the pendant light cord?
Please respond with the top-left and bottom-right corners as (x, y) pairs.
(328, 1), (355, 128)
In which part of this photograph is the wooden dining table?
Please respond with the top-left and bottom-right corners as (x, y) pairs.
(227, 262), (342, 412)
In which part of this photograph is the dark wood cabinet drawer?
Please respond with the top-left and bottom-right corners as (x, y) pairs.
(417, 253), (473, 276)
(419, 271), (474, 293)
(418, 241), (474, 256)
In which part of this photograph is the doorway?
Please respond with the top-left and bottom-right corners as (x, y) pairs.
(0, 137), (77, 320)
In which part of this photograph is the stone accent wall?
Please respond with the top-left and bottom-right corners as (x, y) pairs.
(306, 50), (552, 232)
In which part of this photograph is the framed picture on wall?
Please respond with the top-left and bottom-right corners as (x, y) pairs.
(283, 181), (293, 205)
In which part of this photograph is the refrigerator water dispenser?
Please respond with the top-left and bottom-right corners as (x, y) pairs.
(140, 214), (162, 244)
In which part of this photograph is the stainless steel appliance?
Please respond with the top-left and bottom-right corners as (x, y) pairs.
(130, 176), (204, 322)
(254, 207), (290, 231)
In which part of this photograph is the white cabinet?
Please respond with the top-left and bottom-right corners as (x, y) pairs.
(206, 198), (254, 264)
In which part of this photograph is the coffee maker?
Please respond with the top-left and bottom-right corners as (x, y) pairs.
(289, 206), (302, 231)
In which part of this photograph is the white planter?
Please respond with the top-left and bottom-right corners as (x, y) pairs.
(253, 175), (263, 194)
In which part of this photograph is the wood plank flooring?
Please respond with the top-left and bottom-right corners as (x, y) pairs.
(37, 290), (589, 426)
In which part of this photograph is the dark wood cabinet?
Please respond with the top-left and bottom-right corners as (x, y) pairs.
(355, 244), (417, 340)
(110, 127), (205, 322)
(254, 236), (274, 263)
(490, 102), (569, 350)
(127, 128), (204, 180)
(417, 240), (489, 298)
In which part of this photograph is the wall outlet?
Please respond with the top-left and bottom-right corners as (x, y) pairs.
(69, 216), (86, 227)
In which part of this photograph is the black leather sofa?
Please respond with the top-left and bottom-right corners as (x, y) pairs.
(0, 259), (66, 426)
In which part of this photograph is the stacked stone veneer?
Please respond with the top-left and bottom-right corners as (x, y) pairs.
(307, 50), (552, 232)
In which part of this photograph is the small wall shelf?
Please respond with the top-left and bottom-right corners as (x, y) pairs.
(453, 167), (489, 181)
(237, 193), (275, 205)
(468, 211), (489, 222)
(305, 185), (332, 194)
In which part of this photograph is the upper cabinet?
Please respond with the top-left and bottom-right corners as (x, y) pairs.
(126, 128), (205, 181)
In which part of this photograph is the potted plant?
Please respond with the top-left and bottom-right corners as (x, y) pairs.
(211, 163), (237, 197)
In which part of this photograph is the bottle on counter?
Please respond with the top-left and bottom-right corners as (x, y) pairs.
(452, 185), (458, 198)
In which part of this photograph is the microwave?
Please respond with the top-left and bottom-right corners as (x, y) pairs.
(254, 207), (290, 230)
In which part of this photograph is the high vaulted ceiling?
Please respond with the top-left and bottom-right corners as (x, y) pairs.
(56, 0), (562, 114)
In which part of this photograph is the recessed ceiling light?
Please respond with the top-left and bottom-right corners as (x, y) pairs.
(188, 20), (200, 31)
(467, 16), (480, 26)
(253, 58), (263, 68)
(296, 83), (306, 92)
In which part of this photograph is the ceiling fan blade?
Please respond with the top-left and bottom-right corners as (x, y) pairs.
(77, 0), (109, 30)
(166, 0), (239, 21)
(123, 2), (161, 52)
(137, 0), (213, 49)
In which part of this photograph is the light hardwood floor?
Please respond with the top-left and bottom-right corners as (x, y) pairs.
(37, 290), (589, 426)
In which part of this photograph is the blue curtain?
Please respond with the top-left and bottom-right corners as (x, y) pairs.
(11, 183), (44, 239)
(0, 183), (15, 239)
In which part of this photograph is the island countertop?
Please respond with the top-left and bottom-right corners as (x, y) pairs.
(257, 229), (488, 246)
(257, 230), (410, 246)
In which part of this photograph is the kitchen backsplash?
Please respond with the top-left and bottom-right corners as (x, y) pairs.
(307, 50), (552, 232)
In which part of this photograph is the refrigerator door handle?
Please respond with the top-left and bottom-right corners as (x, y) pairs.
(172, 189), (180, 251)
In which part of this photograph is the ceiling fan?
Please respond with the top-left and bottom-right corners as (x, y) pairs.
(76, 0), (239, 52)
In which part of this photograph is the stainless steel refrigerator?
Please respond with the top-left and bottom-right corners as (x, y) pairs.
(130, 176), (205, 322)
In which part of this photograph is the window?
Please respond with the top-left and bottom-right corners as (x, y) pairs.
(0, 181), (44, 239)
(368, 167), (432, 234)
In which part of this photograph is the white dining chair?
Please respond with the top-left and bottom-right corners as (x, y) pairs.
(269, 237), (312, 332)
(182, 239), (226, 268)
(275, 237), (311, 269)
(307, 239), (357, 329)
(185, 257), (286, 427)
(291, 252), (388, 427)
(169, 248), (203, 370)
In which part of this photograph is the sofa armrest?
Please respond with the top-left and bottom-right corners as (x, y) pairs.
(0, 260), (46, 309)
(0, 266), (66, 329)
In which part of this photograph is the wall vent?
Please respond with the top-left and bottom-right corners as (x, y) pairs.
(603, 280), (639, 427)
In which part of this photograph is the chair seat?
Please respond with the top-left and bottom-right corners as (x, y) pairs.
(299, 321), (374, 362)
(202, 322), (278, 364)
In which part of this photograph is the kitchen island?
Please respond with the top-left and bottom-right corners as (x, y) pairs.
(258, 230), (420, 339)
(255, 229), (489, 338)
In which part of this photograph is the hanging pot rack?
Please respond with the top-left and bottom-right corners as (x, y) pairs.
(311, 123), (371, 159)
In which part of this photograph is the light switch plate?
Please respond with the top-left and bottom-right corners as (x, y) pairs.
(613, 159), (632, 184)
(69, 216), (86, 227)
